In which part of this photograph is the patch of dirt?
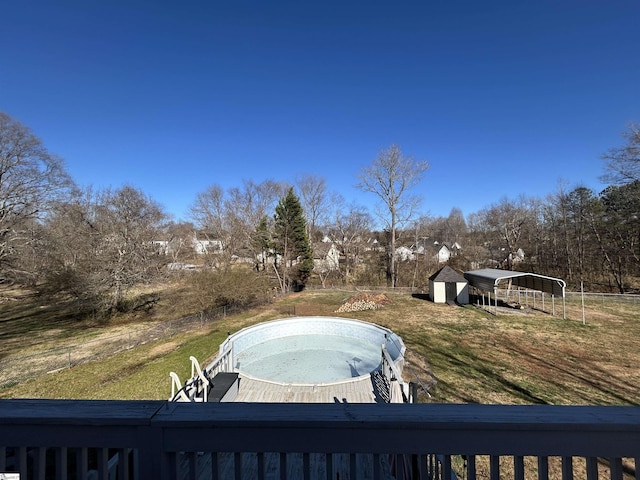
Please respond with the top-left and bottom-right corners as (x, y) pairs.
(148, 341), (180, 357)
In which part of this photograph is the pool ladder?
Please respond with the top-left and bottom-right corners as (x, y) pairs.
(169, 356), (211, 402)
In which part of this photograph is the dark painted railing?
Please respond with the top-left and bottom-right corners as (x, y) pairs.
(1, 400), (639, 479)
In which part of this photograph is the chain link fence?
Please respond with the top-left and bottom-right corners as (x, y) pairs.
(565, 290), (640, 306)
(472, 287), (638, 318)
(0, 304), (242, 389)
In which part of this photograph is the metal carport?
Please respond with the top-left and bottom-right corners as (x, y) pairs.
(464, 268), (566, 318)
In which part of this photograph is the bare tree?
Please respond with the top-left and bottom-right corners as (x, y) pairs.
(445, 207), (468, 243)
(356, 145), (429, 287)
(600, 123), (640, 185)
(95, 186), (166, 309)
(226, 179), (289, 261)
(43, 186), (166, 312)
(190, 184), (233, 268)
(163, 221), (197, 263)
(41, 187), (100, 298)
(543, 185), (598, 282)
(591, 181), (640, 293)
(0, 111), (72, 283)
(190, 179), (288, 270)
(472, 196), (537, 270)
(327, 197), (372, 281)
(190, 185), (225, 239)
(295, 173), (328, 240)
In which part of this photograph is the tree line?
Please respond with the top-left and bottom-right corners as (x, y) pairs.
(1, 111), (638, 318)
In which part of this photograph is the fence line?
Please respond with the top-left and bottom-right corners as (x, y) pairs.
(309, 284), (639, 304)
(305, 284), (418, 293)
(565, 290), (639, 304)
(0, 304), (241, 389)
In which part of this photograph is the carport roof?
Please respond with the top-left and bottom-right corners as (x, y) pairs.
(464, 268), (566, 297)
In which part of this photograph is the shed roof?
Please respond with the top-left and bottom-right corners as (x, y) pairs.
(429, 266), (467, 283)
(464, 268), (566, 297)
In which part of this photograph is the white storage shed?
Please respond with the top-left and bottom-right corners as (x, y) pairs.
(429, 266), (469, 304)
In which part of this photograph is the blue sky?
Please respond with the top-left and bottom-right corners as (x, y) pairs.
(1, 1), (639, 222)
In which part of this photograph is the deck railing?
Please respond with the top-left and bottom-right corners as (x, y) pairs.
(1, 399), (639, 479)
(380, 344), (411, 404)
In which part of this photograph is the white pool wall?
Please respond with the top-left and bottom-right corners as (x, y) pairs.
(218, 316), (405, 383)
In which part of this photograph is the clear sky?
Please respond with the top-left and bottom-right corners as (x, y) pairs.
(1, 1), (638, 222)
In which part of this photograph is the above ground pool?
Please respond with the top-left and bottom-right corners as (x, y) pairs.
(215, 316), (405, 385)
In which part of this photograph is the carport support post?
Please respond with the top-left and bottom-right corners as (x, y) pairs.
(494, 287), (498, 315)
(552, 294), (555, 316)
(533, 291), (536, 309)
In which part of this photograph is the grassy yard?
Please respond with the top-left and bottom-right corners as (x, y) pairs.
(1, 286), (638, 405)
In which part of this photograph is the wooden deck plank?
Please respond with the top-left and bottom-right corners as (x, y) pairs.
(234, 375), (379, 403)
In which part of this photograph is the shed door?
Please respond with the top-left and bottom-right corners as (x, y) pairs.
(445, 282), (457, 302)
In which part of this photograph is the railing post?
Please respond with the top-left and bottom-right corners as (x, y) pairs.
(561, 456), (573, 479)
(55, 447), (67, 479)
(537, 456), (549, 480)
(490, 455), (500, 480)
(137, 416), (167, 480)
(609, 457), (623, 480)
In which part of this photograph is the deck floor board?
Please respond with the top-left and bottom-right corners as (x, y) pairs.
(233, 374), (380, 403)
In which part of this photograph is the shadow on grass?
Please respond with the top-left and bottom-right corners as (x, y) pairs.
(0, 293), (95, 360)
(436, 346), (550, 404)
(500, 338), (640, 405)
(411, 293), (431, 301)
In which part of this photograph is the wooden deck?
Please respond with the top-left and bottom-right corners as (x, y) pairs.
(234, 373), (386, 403)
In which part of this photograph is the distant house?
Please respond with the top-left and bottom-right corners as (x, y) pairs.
(395, 246), (415, 262)
(364, 237), (384, 252)
(509, 248), (525, 265)
(150, 240), (170, 255)
(450, 241), (462, 252)
(415, 240), (460, 264)
(193, 237), (223, 255)
(313, 242), (341, 272)
(434, 244), (452, 264)
(150, 234), (225, 257)
(429, 266), (469, 304)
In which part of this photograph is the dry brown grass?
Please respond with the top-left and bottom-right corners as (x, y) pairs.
(2, 285), (638, 406)
(2, 286), (637, 480)
(279, 289), (640, 405)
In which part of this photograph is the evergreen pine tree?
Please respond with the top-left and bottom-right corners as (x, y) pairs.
(273, 188), (313, 292)
(252, 215), (272, 272)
